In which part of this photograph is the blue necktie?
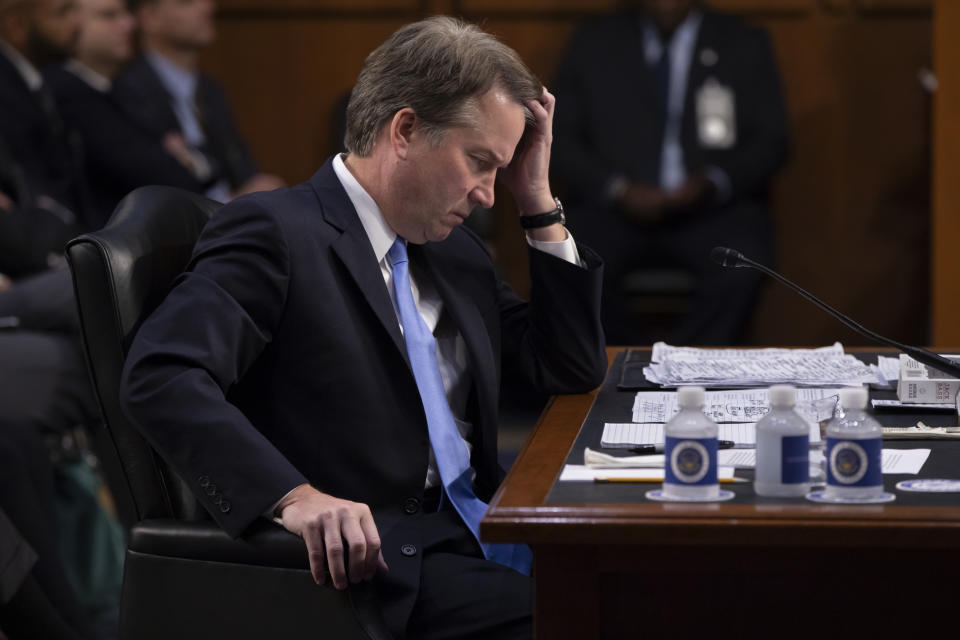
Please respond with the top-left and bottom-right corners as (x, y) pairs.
(387, 238), (531, 575)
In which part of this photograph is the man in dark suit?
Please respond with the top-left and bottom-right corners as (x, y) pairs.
(0, 0), (96, 435)
(552, 0), (788, 345)
(120, 17), (606, 639)
(114, 0), (282, 203)
(45, 0), (207, 227)
(0, 0), (88, 260)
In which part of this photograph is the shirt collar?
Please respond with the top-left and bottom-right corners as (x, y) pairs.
(0, 38), (43, 91)
(145, 51), (197, 102)
(642, 8), (702, 65)
(64, 59), (111, 92)
(332, 153), (397, 264)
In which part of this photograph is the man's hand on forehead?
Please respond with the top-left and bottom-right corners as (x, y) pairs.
(500, 87), (556, 218)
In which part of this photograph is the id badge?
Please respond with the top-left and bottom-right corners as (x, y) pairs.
(696, 78), (736, 149)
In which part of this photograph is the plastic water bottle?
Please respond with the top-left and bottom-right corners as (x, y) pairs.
(824, 387), (884, 499)
(663, 386), (719, 499)
(754, 385), (810, 497)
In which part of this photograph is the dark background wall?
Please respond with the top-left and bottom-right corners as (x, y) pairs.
(199, 0), (937, 346)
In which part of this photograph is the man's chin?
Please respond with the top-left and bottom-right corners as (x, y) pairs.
(424, 227), (455, 244)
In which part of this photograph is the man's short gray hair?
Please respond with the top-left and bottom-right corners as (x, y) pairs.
(344, 16), (543, 157)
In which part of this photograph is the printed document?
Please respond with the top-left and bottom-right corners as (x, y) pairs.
(630, 388), (839, 424)
(601, 422), (822, 448)
(644, 342), (881, 388)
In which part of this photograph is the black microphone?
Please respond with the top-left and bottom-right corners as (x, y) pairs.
(710, 246), (960, 379)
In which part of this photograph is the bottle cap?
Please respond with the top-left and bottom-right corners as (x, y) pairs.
(839, 387), (868, 410)
(768, 385), (796, 407)
(677, 385), (705, 409)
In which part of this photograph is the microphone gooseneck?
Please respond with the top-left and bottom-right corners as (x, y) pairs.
(711, 246), (960, 379)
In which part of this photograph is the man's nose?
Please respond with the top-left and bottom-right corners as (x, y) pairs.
(470, 176), (495, 209)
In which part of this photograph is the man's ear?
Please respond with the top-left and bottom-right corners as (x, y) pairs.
(389, 108), (417, 160)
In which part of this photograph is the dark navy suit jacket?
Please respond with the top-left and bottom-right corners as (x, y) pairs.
(113, 56), (258, 191)
(119, 158), (606, 614)
(46, 65), (206, 229)
(0, 48), (85, 224)
(0, 50), (87, 274)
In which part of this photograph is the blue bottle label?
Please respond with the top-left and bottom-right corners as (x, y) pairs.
(665, 436), (718, 486)
(826, 437), (883, 487)
(781, 434), (810, 484)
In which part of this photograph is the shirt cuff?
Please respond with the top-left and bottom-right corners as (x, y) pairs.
(264, 486), (299, 519)
(703, 166), (732, 204)
(526, 229), (584, 268)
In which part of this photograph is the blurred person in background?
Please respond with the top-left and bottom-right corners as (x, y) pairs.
(115, 0), (283, 203)
(0, 0), (87, 273)
(552, 0), (788, 346)
(46, 0), (209, 226)
(0, 4), (109, 636)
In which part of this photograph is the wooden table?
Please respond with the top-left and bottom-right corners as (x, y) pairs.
(482, 348), (960, 637)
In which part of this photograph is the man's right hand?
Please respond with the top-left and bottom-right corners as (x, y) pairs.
(276, 483), (388, 589)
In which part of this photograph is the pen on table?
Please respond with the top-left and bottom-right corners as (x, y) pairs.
(627, 440), (736, 455)
(594, 476), (749, 484)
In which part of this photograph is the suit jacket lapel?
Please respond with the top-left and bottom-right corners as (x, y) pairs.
(309, 162), (409, 365)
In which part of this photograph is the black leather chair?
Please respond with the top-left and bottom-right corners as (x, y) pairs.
(66, 186), (392, 640)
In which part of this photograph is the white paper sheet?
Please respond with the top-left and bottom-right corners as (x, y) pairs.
(808, 449), (930, 474)
(876, 356), (901, 386)
(584, 447), (757, 470)
(880, 449), (931, 474)
(559, 464), (737, 482)
(650, 342), (844, 363)
(631, 388), (839, 424)
(644, 342), (880, 388)
(602, 421), (822, 449)
(872, 399), (956, 410)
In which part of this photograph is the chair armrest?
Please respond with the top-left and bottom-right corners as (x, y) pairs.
(128, 518), (308, 569)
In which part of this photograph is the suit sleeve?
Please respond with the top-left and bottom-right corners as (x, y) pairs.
(498, 242), (608, 395)
(119, 197), (307, 537)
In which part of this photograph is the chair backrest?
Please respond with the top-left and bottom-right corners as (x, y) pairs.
(66, 186), (221, 529)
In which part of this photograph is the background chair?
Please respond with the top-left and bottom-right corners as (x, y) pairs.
(66, 185), (391, 640)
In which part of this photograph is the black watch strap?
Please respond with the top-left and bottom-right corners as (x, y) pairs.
(519, 197), (566, 229)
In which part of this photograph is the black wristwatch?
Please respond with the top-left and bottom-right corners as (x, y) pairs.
(519, 197), (565, 229)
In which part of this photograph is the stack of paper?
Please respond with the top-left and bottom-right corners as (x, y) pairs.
(631, 388), (839, 424)
(643, 342), (881, 388)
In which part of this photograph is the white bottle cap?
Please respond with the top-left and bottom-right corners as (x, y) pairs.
(677, 386), (705, 409)
(839, 387), (869, 410)
(768, 385), (796, 407)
